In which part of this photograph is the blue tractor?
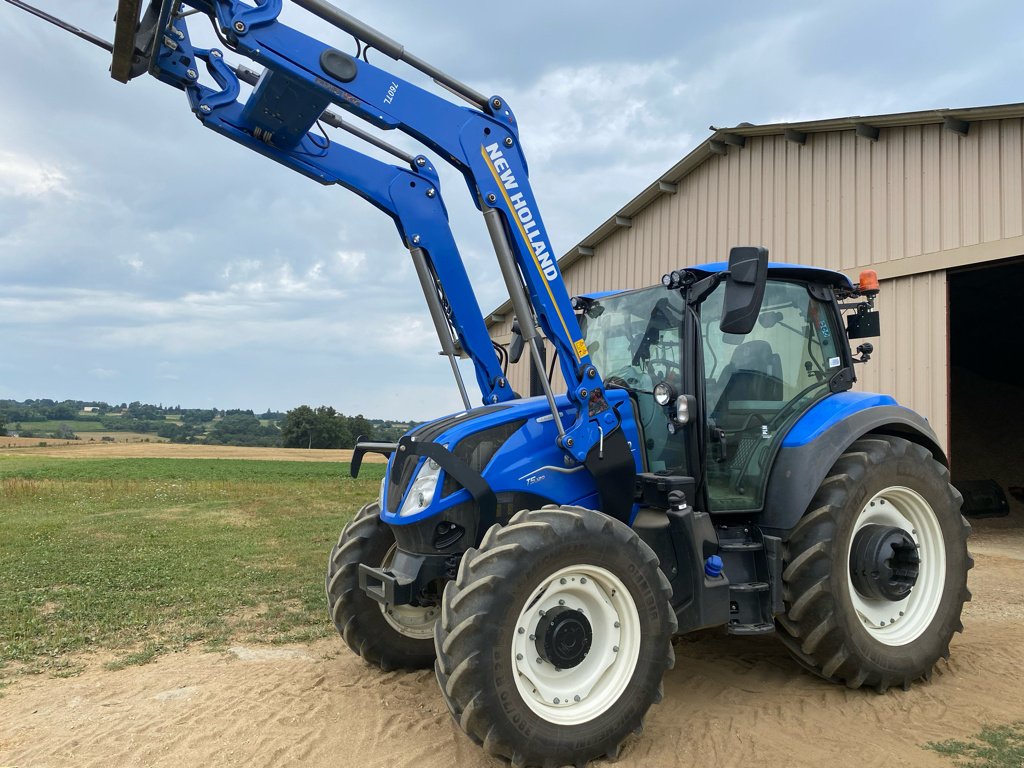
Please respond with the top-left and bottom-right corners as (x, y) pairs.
(12, 1), (971, 766)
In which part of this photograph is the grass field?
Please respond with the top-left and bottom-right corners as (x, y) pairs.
(0, 454), (381, 680)
(16, 420), (108, 432)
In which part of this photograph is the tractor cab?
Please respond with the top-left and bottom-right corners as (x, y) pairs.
(578, 259), (857, 515)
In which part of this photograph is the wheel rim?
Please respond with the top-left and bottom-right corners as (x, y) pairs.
(846, 486), (946, 646)
(510, 564), (640, 726)
(378, 545), (437, 640)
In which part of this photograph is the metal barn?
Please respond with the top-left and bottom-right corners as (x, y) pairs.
(487, 103), (1024, 502)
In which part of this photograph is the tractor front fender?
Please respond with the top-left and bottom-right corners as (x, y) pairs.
(760, 393), (946, 535)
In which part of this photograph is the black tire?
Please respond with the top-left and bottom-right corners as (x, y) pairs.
(434, 507), (676, 768)
(776, 435), (972, 692)
(326, 502), (436, 671)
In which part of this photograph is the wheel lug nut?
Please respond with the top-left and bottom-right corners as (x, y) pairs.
(574, 695), (581, 702)
(518, 627), (525, 634)
(614, 621), (620, 628)
(536, 657), (544, 665)
(560, 578), (567, 585)
(516, 653), (523, 661)
(558, 599), (565, 606)
(553, 697), (560, 704)
(529, 634), (536, 641)
(612, 646), (619, 653)
(580, 578), (587, 584)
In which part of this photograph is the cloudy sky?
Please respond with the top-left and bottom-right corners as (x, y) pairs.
(1, 1), (1022, 420)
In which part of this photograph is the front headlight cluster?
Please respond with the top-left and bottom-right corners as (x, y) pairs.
(397, 458), (442, 517)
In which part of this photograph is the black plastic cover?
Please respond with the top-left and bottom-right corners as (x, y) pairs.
(320, 48), (358, 82)
(847, 310), (881, 339)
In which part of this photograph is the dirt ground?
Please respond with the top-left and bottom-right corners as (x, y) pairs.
(1, 514), (1021, 768)
(0, 441), (385, 464)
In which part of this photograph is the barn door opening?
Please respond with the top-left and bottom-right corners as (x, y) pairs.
(948, 257), (1024, 519)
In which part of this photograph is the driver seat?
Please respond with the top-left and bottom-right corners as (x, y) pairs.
(711, 339), (783, 417)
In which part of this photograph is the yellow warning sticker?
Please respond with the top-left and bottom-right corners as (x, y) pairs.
(574, 339), (589, 359)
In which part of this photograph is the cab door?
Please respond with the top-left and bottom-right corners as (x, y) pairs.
(699, 280), (843, 512)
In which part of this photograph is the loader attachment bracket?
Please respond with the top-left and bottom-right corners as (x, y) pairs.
(112, 0), (157, 82)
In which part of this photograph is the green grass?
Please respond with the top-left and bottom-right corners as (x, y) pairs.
(18, 420), (108, 433)
(0, 455), (381, 679)
(927, 722), (1024, 767)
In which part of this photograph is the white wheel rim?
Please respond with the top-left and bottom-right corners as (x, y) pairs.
(511, 564), (640, 726)
(846, 486), (946, 646)
(378, 545), (437, 639)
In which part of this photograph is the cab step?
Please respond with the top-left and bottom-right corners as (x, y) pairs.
(727, 621), (776, 636)
(729, 580), (769, 593)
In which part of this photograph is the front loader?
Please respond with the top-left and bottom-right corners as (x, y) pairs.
(9, 2), (972, 767)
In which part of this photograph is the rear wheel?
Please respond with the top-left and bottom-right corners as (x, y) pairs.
(776, 435), (972, 691)
(434, 507), (676, 768)
(326, 502), (436, 671)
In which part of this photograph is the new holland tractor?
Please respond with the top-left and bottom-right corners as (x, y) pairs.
(11, 1), (971, 766)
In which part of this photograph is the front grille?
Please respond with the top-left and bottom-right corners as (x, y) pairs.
(386, 405), (513, 514)
(441, 420), (526, 497)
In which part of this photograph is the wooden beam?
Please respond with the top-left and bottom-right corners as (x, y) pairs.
(855, 123), (880, 141)
(719, 132), (746, 148)
(943, 116), (970, 136)
(784, 128), (807, 145)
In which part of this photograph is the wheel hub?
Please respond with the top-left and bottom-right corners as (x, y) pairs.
(536, 606), (592, 669)
(850, 524), (920, 601)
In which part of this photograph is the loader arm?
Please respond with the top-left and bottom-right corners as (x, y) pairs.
(181, 54), (514, 407)
(116, 0), (622, 467)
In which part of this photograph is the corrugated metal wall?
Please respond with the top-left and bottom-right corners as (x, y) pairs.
(491, 117), (1024, 449)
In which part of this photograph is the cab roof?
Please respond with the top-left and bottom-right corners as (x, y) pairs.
(577, 262), (854, 302)
(686, 261), (855, 290)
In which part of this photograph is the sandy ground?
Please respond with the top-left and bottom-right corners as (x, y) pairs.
(0, 441), (385, 464)
(0, 516), (1021, 768)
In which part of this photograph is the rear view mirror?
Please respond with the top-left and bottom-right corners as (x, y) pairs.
(509, 320), (525, 364)
(720, 246), (768, 335)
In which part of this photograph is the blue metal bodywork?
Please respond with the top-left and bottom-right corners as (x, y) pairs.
(683, 261), (855, 290)
(382, 388), (644, 526)
(782, 391), (899, 447)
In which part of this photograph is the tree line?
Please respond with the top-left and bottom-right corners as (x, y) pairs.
(1, 398), (416, 449)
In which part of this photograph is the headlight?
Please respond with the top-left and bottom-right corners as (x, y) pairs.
(675, 394), (695, 425)
(653, 381), (676, 406)
(397, 458), (442, 517)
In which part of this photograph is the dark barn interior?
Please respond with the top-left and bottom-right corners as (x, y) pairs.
(948, 258), (1024, 518)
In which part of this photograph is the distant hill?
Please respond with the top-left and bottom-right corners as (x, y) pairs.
(0, 399), (418, 448)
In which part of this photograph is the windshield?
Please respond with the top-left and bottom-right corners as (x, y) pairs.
(579, 286), (686, 474)
(579, 287), (685, 393)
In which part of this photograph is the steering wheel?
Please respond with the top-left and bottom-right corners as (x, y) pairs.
(646, 357), (682, 387)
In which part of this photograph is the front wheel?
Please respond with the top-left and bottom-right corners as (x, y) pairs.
(326, 502), (437, 671)
(776, 435), (972, 692)
(434, 507), (676, 768)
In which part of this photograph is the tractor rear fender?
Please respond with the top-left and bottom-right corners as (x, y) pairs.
(760, 393), (947, 535)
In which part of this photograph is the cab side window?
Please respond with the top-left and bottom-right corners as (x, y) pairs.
(702, 280), (841, 511)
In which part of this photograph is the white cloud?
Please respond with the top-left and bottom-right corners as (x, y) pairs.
(334, 249), (367, 275)
(121, 255), (145, 273)
(0, 152), (71, 198)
